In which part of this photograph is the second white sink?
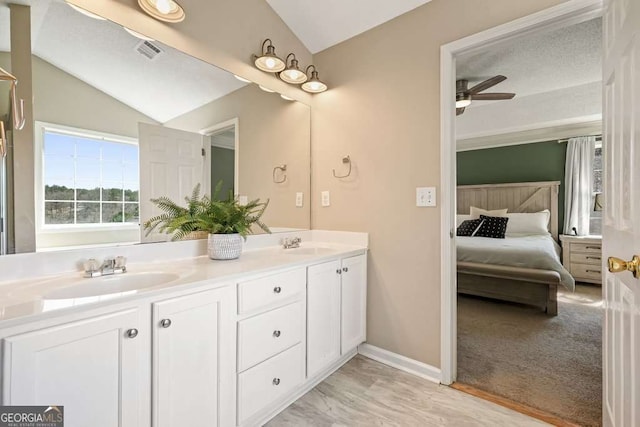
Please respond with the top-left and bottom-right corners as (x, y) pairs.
(44, 272), (180, 300)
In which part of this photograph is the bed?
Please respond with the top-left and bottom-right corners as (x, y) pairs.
(456, 181), (573, 315)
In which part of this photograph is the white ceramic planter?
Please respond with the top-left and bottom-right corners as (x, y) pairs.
(208, 233), (243, 260)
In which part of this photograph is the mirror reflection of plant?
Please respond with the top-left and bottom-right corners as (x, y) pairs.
(143, 182), (270, 241)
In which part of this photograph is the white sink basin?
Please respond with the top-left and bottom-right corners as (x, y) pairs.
(44, 272), (180, 300)
(282, 247), (335, 256)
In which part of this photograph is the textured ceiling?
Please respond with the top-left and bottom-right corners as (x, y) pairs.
(1, 0), (246, 123)
(266, 0), (431, 54)
(456, 17), (602, 103)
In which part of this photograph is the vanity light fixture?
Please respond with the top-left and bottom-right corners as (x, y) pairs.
(279, 54), (308, 85)
(456, 93), (472, 108)
(301, 65), (328, 94)
(254, 39), (285, 73)
(258, 85), (275, 93)
(137, 0), (185, 23)
(234, 74), (251, 83)
(123, 27), (155, 41)
(66, 2), (106, 20)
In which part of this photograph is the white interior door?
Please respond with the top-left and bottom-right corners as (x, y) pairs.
(139, 123), (204, 242)
(602, 0), (640, 425)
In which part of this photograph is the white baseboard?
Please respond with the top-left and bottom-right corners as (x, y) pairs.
(358, 343), (441, 384)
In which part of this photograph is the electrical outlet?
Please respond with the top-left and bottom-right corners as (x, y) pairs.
(296, 192), (304, 207)
(416, 187), (436, 207)
(238, 195), (248, 205)
(321, 191), (331, 207)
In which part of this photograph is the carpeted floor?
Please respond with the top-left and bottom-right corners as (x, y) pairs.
(457, 284), (602, 427)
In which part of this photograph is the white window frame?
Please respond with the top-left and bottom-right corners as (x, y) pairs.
(34, 121), (140, 235)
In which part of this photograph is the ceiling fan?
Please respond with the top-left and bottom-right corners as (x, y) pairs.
(456, 75), (515, 116)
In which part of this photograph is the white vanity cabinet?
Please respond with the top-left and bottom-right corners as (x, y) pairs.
(307, 254), (367, 378)
(152, 287), (235, 427)
(2, 308), (147, 427)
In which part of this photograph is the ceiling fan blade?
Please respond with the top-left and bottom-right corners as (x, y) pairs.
(456, 107), (465, 116)
(472, 93), (515, 100)
(468, 75), (507, 94)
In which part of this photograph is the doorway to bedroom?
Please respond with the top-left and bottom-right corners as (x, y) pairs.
(451, 14), (603, 427)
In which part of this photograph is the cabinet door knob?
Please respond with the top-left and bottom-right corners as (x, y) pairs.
(273, 286), (282, 294)
(336, 269), (342, 274)
(126, 328), (139, 339)
(343, 267), (349, 273)
(273, 330), (281, 338)
(273, 378), (281, 386)
(160, 319), (172, 328)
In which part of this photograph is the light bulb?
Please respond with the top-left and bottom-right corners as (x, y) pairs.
(265, 58), (276, 69)
(456, 99), (472, 108)
(310, 82), (321, 91)
(287, 70), (301, 79)
(155, 0), (172, 14)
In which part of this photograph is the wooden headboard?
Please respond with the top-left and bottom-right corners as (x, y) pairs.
(457, 181), (560, 240)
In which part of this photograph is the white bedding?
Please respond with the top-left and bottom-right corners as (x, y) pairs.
(456, 235), (575, 291)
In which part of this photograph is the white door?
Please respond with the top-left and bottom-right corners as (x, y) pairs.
(602, 0), (640, 425)
(152, 287), (235, 427)
(2, 309), (146, 427)
(341, 254), (367, 353)
(307, 260), (341, 378)
(139, 123), (205, 242)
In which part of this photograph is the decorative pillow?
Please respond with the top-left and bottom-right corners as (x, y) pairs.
(505, 210), (551, 236)
(456, 219), (484, 237)
(475, 215), (509, 238)
(456, 214), (472, 227)
(470, 206), (508, 219)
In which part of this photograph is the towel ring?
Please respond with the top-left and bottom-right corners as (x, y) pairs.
(333, 155), (352, 178)
(273, 164), (287, 183)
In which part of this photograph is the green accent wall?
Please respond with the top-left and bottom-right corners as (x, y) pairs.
(457, 141), (567, 230)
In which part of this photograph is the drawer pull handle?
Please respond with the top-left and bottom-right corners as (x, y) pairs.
(343, 267), (349, 273)
(336, 269), (342, 275)
(126, 328), (138, 339)
(273, 330), (281, 338)
(586, 269), (601, 273)
(160, 319), (172, 328)
(273, 378), (281, 386)
(586, 256), (601, 260)
(585, 246), (601, 250)
(273, 286), (282, 294)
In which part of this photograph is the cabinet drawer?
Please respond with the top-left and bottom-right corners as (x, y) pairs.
(572, 263), (602, 281)
(571, 243), (602, 254)
(238, 301), (304, 372)
(570, 252), (602, 265)
(237, 343), (304, 424)
(238, 268), (305, 314)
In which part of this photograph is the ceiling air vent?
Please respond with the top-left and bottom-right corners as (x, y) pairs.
(135, 40), (164, 60)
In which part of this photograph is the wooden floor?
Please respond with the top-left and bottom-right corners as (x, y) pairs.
(267, 355), (549, 426)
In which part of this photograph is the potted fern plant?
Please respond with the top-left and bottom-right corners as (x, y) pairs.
(143, 182), (270, 260)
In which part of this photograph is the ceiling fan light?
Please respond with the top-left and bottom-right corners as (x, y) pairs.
(137, 0), (185, 23)
(301, 66), (327, 94)
(254, 40), (285, 73)
(456, 92), (471, 108)
(66, 2), (107, 20)
(280, 55), (308, 84)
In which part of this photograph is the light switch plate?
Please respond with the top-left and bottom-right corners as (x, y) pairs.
(321, 191), (330, 207)
(296, 192), (304, 207)
(416, 187), (436, 207)
(238, 195), (248, 205)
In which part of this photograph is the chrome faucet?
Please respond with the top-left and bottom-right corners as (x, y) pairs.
(84, 256), (127, 278)
(282, 237), (302, 249)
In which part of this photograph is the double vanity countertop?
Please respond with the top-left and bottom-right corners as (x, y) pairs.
(0, 234), (368, 328)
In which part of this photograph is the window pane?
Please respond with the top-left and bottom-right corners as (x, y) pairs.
(45, 202), (74, 224)
(102, 185), (124, 202)
(76, 138), (101, 159)
(45, 182), (74, 201)
(102, 203), (123, 223)
(124, 203), (139, 223)
(76, 160), (101, 181)
(594, 169), (603, 193)
(102, 162), (124, 182)
(124, 183), (139, 202)
(123, 164), (139, 182)
(44, 156), (74, 181)
(76, 202), (100, 224)
(76, 182), (101, 201)
(122, 144), (138, 163)
(44, 133), (75, 156)
(102, 143), (124, 162)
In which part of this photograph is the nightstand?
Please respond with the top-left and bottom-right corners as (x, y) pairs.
(559, 235), (603, 285)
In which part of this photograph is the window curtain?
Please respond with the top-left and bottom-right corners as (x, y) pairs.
(563, 136), (595, 235)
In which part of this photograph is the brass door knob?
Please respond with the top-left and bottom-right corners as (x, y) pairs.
(608, 255), (640, 278)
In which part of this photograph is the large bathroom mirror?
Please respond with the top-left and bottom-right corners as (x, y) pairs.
(0, 0), (311, 253)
